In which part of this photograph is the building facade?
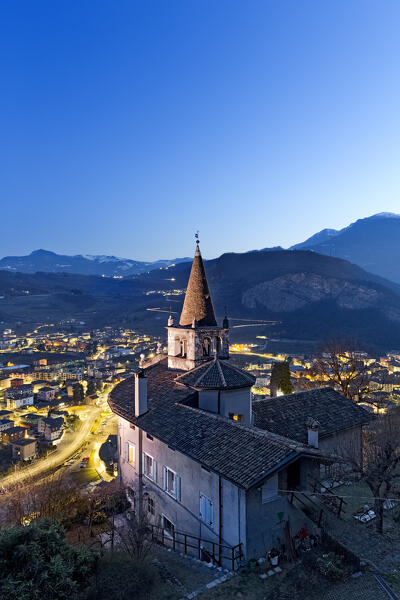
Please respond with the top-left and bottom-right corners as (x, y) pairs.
(109, 241), (372, 567)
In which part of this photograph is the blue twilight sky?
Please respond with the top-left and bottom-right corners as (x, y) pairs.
(1, 0), (400, 261)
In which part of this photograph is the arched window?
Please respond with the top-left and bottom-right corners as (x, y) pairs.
(215, 336), (222, 356)
(203, 337), (211, 357)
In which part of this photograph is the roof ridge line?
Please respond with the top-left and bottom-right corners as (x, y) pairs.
(216, 359), (227, 387)
(195, 358), (218, 386)
(220, 360), (255, 382)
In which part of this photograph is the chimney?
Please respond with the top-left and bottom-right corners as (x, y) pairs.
(134, 370), (148, 416)
(306, 417), (320, 448)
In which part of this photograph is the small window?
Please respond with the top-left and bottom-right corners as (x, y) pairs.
(229, 413), (243, 422)
(162, 515), (175, 538)
(126, 442), (135, 466)
(163, 466), (181, 500)
(147, 497), (155, 515)
(200, 494), (213, 526)
(146, 433), (153, 441)
(130, 424), (136, 430)
(143, 452), (156, 481)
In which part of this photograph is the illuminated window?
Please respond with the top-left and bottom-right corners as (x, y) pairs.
(126, 442), (135, 466)
(229, 413), (243, 422)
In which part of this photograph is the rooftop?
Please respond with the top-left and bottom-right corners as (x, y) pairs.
(253, 387), (373, 444)
(179, 244), (217, 328)
(176, 358), (256, 390)
(108, 358), (322, 489)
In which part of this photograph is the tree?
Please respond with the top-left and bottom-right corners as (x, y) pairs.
(86, 379), (97, 397)
(73, 383), (85, 405)
(0, 519), (97, 600)
(311, 340), (372, 401)
(343, 410), (400, 534)
(270, 361), (292, 396)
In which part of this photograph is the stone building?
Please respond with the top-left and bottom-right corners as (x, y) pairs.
(109, 240), (372, 567)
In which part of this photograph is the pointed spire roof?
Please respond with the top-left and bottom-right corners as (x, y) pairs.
(179, 242), (217, 327)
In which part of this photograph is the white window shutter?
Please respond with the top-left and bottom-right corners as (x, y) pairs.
(141, 452), (145, 474)
(200, 495), (205, 521)
(153, 459), (157, 482)
(176, 475), (181, 501)
(208, 500), (213, 525)
(162, 466), (167, 490)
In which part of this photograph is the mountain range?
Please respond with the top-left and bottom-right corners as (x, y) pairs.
(2, 247), (400, 349)
(2, 212), (400, 348)
(290, 212), (400, 283)
(0, 249), (191, 277)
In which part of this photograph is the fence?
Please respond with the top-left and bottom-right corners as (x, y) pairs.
(150, 525), (243, 571)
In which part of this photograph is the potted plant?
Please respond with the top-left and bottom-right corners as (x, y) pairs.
(268, 548), (279, 566)
(249, 557), (258, 569)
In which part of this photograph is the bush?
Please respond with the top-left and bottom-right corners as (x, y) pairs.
(87, 552), (155, 600)
(0, 519), (98, 600)
(316, 552), (344, 581)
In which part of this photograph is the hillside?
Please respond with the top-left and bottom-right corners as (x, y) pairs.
(290, 213), (400, 283)
(1, 249), (400, 348)
(0, 249), (190, 277)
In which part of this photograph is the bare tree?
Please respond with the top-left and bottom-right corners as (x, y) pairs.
(340, 411), (400, 534)
(311, 340), (372, 401)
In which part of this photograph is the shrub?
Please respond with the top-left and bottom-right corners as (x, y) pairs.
(316, 552), (344, 581)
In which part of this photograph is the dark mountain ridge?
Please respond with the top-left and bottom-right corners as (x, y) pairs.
(290, 213), (400, 283)
(2, 249), (400, 349)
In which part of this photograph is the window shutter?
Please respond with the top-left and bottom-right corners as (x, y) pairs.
(162, 466), (167, 490)
(200, 495), (205, 521)
(176, 475), (181, 501)
(153, 459), (157, 482)
(208, 500), (213, 525)
(261, 474), (278, 503)
(141, 452), (145, 474)
(125, 442), (129, 461)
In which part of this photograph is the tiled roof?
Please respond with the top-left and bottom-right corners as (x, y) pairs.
(179, 245), (217, 327)
(108, 358), (320, 489)
(176, 358), (256, 390)
(253, 387), (373, 444)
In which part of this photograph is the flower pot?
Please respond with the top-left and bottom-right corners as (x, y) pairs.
(249, 559), (257, 569)
(270, 555), (279, 566)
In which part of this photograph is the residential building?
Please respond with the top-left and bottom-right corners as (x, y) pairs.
(5, 384), (34, 409)
(0, 418), (14, 432)
(109, 242), (373, 567)
(11, 438), (37, 461)
(1, 426), (27, 444)
(37, 386), (56, 402)
(38, 416), (64, 441)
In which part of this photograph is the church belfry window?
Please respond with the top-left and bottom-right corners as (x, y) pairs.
(203, 337), (211, 357)
(215, 336), (222, 356)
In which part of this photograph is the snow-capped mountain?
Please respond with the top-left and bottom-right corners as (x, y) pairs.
(0, 249), (191, 277)
(290, 213), (400, 283)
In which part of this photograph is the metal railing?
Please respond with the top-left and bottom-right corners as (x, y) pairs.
(150, 524), (243, 571)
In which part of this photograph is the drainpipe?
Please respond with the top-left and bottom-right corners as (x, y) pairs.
(138, 427), (143, 521)
(219, 476), (222, 563)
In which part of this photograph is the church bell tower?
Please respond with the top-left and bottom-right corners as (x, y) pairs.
(167, 237), (229, 371)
